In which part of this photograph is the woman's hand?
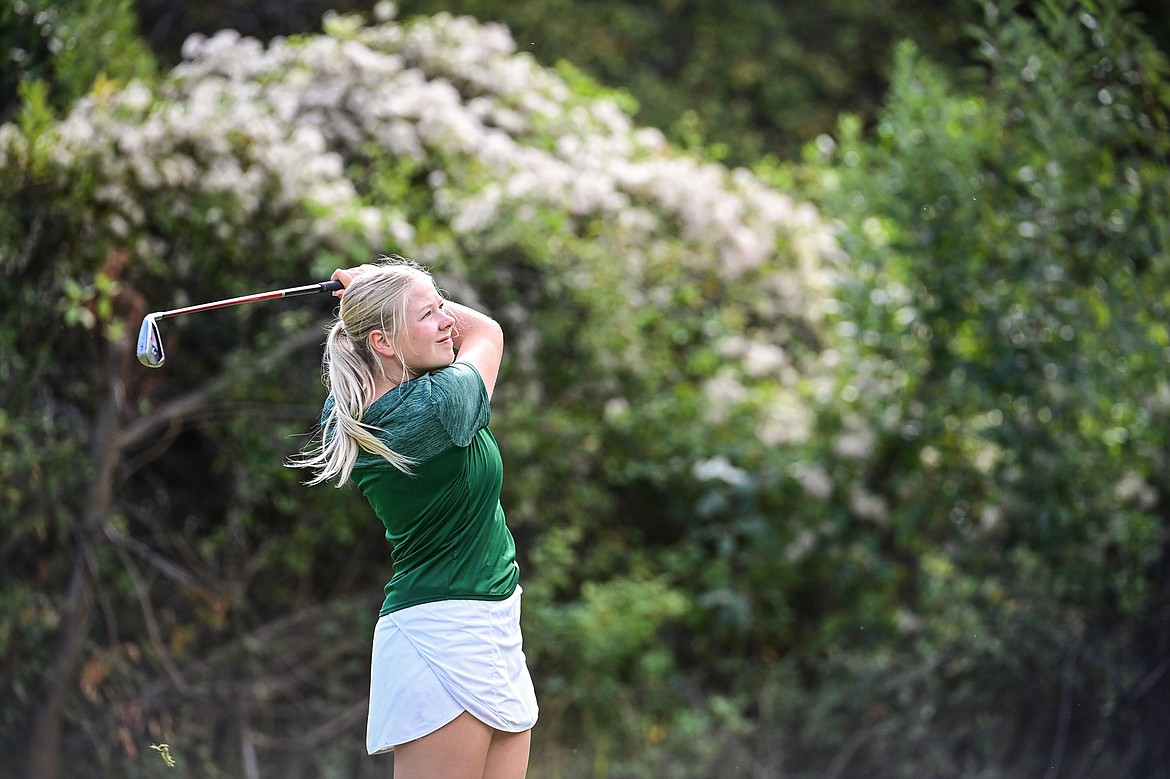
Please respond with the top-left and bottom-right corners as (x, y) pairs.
(330, 265), (374, 298)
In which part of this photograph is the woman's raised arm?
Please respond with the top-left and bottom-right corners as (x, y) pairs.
(445, 301), (503, 400)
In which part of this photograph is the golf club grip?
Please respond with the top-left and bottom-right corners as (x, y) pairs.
(278, 280), (345, 297)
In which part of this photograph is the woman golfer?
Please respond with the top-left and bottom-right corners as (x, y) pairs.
(293, 257), (537, 778)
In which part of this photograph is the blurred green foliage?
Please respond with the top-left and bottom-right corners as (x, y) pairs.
(0, 0), (155, 122)
(129, 0), (1170, 165)
(389, 0), (976, 163)
(772, 1), (1170, 773)
(1, 1), (1168, 778)
(136, 0), (976, 165)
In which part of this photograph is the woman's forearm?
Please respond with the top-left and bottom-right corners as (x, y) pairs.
(446, 300), (502, 353)
(445, 300), (503, 398)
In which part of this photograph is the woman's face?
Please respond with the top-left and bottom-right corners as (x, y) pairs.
(392, 282), (456, 376)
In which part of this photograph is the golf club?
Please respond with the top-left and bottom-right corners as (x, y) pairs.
(136, 279), (344, 367)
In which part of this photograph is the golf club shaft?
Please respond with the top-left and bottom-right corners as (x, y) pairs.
(155, 280), (344, 320)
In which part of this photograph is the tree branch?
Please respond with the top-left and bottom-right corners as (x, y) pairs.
(247, 699), (368, 751)
(118, 324), (328, 455)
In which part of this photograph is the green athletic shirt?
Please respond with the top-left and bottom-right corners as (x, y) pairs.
(325, 361), (519, 615)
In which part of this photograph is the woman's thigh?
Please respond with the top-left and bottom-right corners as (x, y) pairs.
(482, 727), (531, 779)
(392, 712), (493, 779)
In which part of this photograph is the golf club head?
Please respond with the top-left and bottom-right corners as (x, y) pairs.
(136, 315), (165, 367)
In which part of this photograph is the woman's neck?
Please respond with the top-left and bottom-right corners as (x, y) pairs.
(371, 376), (398, 400)
(371, 365), (415, 400)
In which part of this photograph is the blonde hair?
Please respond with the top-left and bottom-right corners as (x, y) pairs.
(290, 256), (435, 486)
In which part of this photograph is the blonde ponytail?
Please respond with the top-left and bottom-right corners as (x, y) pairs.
(289, 257), (434, 486)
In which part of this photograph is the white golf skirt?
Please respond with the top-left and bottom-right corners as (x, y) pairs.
(366, 586), (538, 754)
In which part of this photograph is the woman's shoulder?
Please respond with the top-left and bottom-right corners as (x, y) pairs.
(433, 360), (485, 387)
(425, 361), (491, 446)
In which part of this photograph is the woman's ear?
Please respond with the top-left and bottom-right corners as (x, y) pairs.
(368, 329), (396, 358)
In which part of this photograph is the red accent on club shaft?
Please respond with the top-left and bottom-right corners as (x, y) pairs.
(155, 281), (339, 320)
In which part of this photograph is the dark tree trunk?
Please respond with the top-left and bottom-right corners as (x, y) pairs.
(24, 344), (125, 779)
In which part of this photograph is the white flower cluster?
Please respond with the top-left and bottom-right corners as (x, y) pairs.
(45, 40), (414, 266)
(172, 12), (840, 293)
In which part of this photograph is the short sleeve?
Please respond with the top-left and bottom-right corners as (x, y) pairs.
(428, 361), (491, 447)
